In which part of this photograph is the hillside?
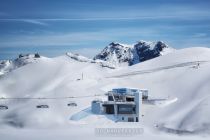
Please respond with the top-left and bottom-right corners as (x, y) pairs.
(0, 47), (210, 139)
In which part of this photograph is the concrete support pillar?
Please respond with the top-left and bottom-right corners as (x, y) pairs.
(114, 104), (118, 116)
(135, 92), (142, 122)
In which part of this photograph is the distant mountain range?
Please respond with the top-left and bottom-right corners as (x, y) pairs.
(94, 40), (175, 66)
(0, 53), (41, 75)
(0, 40), (175, 75)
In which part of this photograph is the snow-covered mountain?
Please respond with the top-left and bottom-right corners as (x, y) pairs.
(0, 52), (116, 76)
(0, 41), (174, 75)
(1, 46), (210, 139)
(66, 52), (92, 62)
(66, 52), (116, 69)
(94, 41), (175, 66)
(0, 53), (42, 76)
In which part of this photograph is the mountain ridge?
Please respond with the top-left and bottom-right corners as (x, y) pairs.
(94, 40), (175, 66)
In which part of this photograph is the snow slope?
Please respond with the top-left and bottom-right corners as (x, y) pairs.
(109, 47), (210, 134)
(0, 52), (115, 78)
(0, 47), (210, 139)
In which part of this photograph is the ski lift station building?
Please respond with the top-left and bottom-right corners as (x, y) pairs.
(91, 88), (148, 122)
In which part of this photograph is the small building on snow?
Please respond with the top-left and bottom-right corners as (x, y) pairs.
(91, 88), (148, 122)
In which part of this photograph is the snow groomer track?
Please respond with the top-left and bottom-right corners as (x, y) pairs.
(107, 61), (209, 78)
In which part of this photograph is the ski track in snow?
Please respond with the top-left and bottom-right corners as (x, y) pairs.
(107, 61), (208, 78)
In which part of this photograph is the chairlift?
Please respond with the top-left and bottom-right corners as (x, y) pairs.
(0, 105), (8, 110)
(67, 101), (77, 107)
(192, 65), (198, 69)
(36, 104), (49, 109)
(0, 97), (9, 110)
(191, 62), (200, 69)
(36, 97), (50, 109)
(36, 105), (49, 108)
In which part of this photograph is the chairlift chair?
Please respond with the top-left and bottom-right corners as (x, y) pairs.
(36, 97), (50, 109)
(36, 104), (49, 108)
(0, 105), (8, 110)
(0, 98), (9, 110)
(67, 101), (77, 107)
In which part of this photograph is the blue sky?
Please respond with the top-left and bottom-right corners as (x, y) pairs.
(0, 0), (210, 59)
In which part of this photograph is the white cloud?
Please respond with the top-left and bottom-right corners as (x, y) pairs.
(0, 5), (210, 23)
(21, 19), (48, 26)
(192, 33), (208, 38)
(0, 28), (158, 47)
(41, 5), (210, 21)
(0, 19), (48, 26)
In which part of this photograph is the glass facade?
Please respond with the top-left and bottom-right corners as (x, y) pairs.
(117, 104), (136, 114)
